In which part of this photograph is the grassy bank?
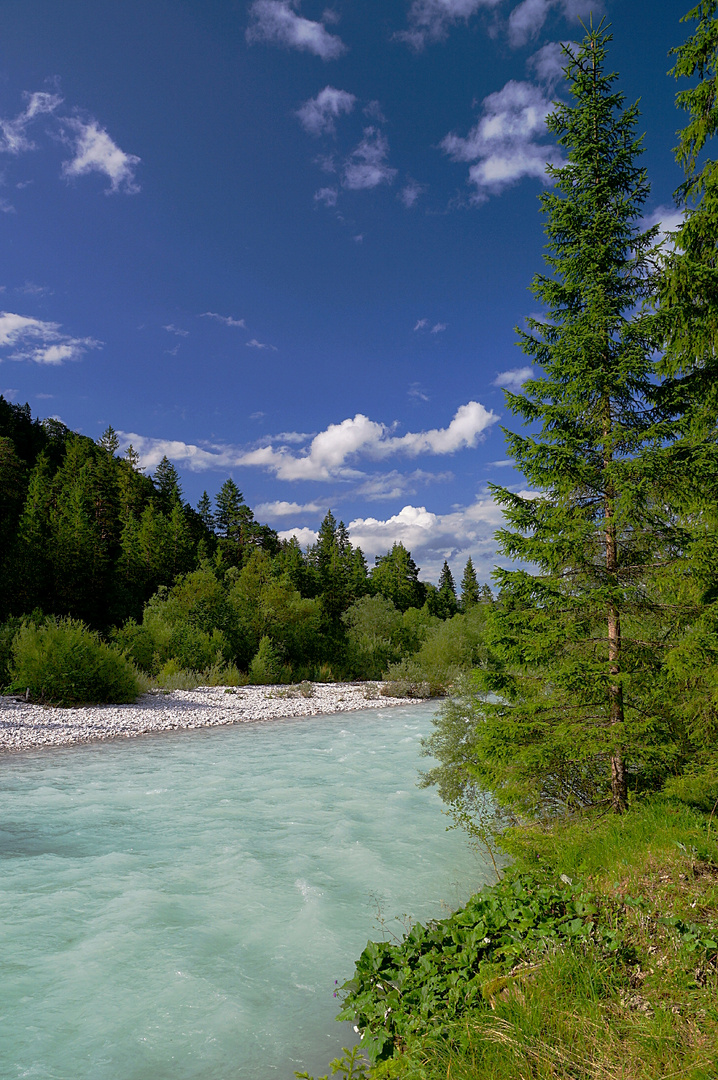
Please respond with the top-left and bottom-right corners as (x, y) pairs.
(304, 798), (718, 1080)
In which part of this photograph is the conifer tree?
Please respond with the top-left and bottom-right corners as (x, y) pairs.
(98, 426), (120, 456)
(371, 543), (426, 612)
(14, 453), (53, 613)
(154, 456), (183, 514)
(435, 560), (458, 619)
(459, 557), (480, 610)
(197, 491), (215, 533)
(444, 25), (665, 815)
(312, 510), (347, 619)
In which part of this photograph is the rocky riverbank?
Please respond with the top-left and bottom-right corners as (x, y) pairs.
(0, 683), (421, 753)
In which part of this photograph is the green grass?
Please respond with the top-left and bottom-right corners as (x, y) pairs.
(305, 798), (718, 1080)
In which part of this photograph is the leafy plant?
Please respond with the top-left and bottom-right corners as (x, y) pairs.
(337, 870), (630, 1065)
(9, 617), (140, 705)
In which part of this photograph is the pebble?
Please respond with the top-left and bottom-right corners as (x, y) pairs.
(0, 683), (422, 754)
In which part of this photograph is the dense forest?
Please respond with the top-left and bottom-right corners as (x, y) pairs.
(0, 393), (491, 691)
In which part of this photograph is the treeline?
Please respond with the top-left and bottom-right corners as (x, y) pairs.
(0, 395), (491, 688)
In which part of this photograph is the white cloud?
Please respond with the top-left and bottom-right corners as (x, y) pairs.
(163, 324), (189, 336)
(297, 86), (356, 136)
(246, 338), (277, 350)
(396, 0), (502, 51)
(0, 91), (63, 155)
(241, 401), (498, 480)
(408, 382), (430, 402)
(493, 365), (535, 390)
(399, 180), (425, 208)
(526, 41), (569, 88)
(441, 77), (561, 200)
(508, 0), (601, 48)
(414, 318), (429, 331)
(314, 185), (338, 206)
(430, 322), (447, 334)
(200, 312), (246, 328)
(118, 401), (499, 483)
(246, 1), (347, 59)
(343, 128), (397, 190)
(0, 311), (102, 365)
(61, 117), (140, 194)
(255, 499), (324, 517)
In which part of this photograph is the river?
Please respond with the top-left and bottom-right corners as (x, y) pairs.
(0, 701), (489, 1079)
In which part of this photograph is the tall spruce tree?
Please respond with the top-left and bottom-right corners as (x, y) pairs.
(435, 560), (458, 619)
(434, 26), (664, 816)
(459, 557), (480, 610)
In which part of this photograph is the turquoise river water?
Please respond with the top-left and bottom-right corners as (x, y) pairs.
(0, 702), (489, 1080)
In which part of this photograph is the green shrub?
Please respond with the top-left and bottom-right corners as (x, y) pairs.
(9, 618), (140, 705)
(248, 635), (280, 685)
(386, 606), (488, 694)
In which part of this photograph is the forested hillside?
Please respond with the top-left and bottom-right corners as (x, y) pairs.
(0, 395), (489, 690)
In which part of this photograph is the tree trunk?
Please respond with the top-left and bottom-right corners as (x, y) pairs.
(604, 399), (628, 814)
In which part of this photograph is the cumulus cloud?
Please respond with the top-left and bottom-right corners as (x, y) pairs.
(60, 117), (140, 194)
(396, 0), (502, 51)
(0, 91), (63, 155)
(343, 128), (397, 190)
(508, 0), (600, 49)
(246, 1), (347, 59)
(441, 67), (562, 201)
(297, 86), (356, 136)
(493, 366), (535, 390)
(314, 185), (338, 206)
(163, 324), (189, 336)
(118, 401), (499, 483)
(0, 311), (102, 364)
(200, 312), (246, 328)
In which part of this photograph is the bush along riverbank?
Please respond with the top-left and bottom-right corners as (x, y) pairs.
(301, 798), (718, 1080)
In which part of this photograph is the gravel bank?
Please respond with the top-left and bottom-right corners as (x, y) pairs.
(0, 683), (423, 753)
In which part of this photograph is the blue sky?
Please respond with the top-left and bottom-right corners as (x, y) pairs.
(1, 0), (688, 582)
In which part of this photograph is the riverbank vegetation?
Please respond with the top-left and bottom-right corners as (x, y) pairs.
(304, 8), (718, 1078)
